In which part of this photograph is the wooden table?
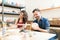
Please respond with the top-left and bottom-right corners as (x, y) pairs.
(50, 27), (60, 30)
(2, 29), (56, 40)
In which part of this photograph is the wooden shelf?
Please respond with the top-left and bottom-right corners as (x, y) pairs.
(0, 3), (25, 9)
(0, 12), (20, 15)
(50, 20), (60, 27)
(0, 21), (14, 23)
(50, 25), (60, 27)
(41, 6), (60, 11)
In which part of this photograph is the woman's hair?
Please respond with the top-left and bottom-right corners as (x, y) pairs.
(17, 10), (28, 23)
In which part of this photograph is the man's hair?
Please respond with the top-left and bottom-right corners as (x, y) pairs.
(32, 8), (40, 13)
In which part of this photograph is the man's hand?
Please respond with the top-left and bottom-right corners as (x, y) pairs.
(32, 23), (48, 32)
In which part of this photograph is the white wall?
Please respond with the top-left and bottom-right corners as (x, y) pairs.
(25, 0), (60, 20)
(25, 0), (33, 20)
(41, 8), (60, 19)
(25, 0), (60, 10)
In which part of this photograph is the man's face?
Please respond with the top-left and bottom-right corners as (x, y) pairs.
(33, 11), (40, 19)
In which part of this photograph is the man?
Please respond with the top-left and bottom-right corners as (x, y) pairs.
(32, 8), (50, 32)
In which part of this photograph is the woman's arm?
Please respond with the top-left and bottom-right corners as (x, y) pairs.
(15, 19), (18, 25)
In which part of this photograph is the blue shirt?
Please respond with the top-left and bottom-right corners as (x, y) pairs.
(33, 17), (50, 30)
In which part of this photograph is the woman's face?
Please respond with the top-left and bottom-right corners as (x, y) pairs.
(19, 12), (24, 18)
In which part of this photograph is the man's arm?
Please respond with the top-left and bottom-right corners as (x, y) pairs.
(32, 23), (48, 32)
(44, 19), (50, 32)
(38, 18), (50, 32)
(37, 27), (48, 32)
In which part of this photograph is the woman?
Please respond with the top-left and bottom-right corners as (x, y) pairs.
(15, 10), (28, 28)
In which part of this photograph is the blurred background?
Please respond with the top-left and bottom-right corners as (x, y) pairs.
(0, 0), (60, 40)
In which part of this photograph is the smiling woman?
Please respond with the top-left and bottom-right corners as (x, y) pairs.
(15, 10), (28, 29)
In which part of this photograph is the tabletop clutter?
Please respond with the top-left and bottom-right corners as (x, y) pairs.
(0, 22), (56, 40)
